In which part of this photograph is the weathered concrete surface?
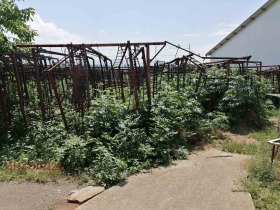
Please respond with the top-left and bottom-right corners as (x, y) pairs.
(77, 148), (255, 210)
(68, 186), (104, 204)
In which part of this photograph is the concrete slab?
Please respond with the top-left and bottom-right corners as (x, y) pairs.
(77, 148), (255, 210)
(68, 186), (104, 204)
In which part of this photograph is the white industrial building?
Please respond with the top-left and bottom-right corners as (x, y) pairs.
(206, 0), (280, 65)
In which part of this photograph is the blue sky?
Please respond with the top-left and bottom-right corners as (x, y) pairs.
(18, 0), (268, 57)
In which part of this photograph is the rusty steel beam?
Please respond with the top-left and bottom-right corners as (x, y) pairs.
(32, 48), (46, 121)
(117, 46), (128, 69)
(47, 71), (69, 130)
(202, 56), (252, 60)
(150, 43), (167, 63)
(12, 51), (27, 127)
(166, 41), (202, 58)
(43, 55), (71, 72)
(17, 41), (166, 48)
(0, 82), (8, 129)
(145, 45), (152, 106)
(82, 45), (91, 108)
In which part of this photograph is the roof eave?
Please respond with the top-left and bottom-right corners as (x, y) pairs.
(206, 0), (278, 56)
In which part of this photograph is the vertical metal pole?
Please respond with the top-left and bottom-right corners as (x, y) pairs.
(32, 48), (46, 121)
(167, 64), (170, 81)
(259, 62), (262, 77)
(271, 145), (276, 167)
(47, 71), (69, 130)
(127, 41), (139, 109)
(120, 69), (125, 102)
(196, 67), (203, 93)
(12, 50), (27, 127)
(99, 57), (105, 90)
(109, 60), (118, 96)
(69, 46), (78, 106)
(145, 45), (152, 106)
(82, 45), (90, 108)
(105, 59), (112, 88)
(0, 82), (8, 128)
(177, 59), (180, 91)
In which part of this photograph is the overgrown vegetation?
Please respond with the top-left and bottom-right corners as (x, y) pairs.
(0, 68), (275, 189)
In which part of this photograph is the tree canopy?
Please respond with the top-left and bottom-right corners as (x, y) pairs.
(0, 0), (37, 53)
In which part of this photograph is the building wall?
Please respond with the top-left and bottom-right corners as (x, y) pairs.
(211, 0), (280, 65)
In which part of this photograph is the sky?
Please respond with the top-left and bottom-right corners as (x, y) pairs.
(18, 0), (268, 59)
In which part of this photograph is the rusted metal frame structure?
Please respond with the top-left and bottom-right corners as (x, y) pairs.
(162, 53), (206, 92)
(152, 60), (166, 96)
(43, 51), (74, 130)
(262, 65), (280, 93)
(32, 48), (47, 121)
(266, 93), (280, 166)
(110, 42), (166, 105)
(11, 50), (28, 127)
(202, 56), (263, 86)
(45, 64), (69, 130)
(7, 41), (278, 131)
(85, 46), (117, 97)
(13, 42), (166, 129)
(268, 138), (280, 166)
(127, 41), (140, 109)
(114, 45), (128, 102)
(203, 56), (263, 77)
(12, 49), (66, 126)
(203, 56), (252, 74)
(133, 45), (152, 106)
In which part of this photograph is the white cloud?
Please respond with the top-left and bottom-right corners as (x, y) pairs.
(227, 24), (238, 28)
(209, 30), (231, 36)
(182, 33), (202, 37)
(29, 14), (85, 44)
(209, 23), (238, 36)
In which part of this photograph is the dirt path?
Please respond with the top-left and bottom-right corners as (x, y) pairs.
(77, 148), (255, 210)
(0, 179), (84, 210)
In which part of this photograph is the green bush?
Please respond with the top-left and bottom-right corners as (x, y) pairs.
(219, 71), (272, 126)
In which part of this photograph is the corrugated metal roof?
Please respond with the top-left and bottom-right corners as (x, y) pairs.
(206, 0), (278, 56)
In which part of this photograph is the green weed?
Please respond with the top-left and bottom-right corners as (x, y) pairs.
(216, 140), (258, 155)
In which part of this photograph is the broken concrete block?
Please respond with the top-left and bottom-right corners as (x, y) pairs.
(67, 186), (104, 204)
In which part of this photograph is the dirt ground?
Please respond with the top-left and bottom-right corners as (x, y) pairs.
(0, 148), (255, 210)
(0, 179), (84, 210)
(222, 132), (259, 144)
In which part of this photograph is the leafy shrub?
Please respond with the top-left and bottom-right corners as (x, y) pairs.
(219, 71), (272, 126)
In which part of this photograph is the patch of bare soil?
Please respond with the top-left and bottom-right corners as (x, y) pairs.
(222, 132), (259, 144)
(0, 179), (87, 210)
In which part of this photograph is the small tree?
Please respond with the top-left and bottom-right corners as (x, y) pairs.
(0, 0), (37, 53)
